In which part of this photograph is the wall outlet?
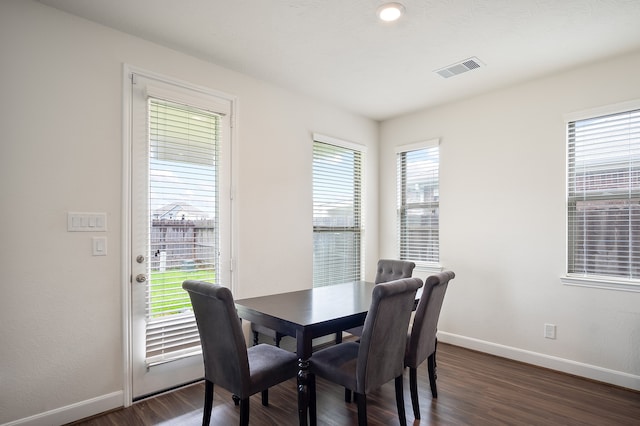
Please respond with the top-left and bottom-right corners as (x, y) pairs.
(544, 323), (556, 339)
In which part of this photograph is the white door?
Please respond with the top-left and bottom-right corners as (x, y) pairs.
(128, 69), (232, 399)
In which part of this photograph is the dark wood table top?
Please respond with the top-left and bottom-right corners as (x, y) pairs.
(235, 281), (376, 342)
(235, 281), (422, 346)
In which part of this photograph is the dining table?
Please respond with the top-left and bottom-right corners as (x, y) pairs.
(234, 280), (421, 426)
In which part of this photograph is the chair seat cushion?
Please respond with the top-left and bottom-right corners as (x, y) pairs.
(246, 344), (298, 397)
(310, 342), (359, 391)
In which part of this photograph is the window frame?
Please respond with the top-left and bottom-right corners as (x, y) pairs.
(396, 139), (441, 269)
(561, 100), (640, 293)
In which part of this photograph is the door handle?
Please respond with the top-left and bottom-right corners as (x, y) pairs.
(135, 274), (147, 283)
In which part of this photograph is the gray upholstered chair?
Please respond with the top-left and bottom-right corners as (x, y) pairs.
(374, 259), (416, 284)
(404, 271), (455, 420)
(339, 259), (416, 342)
(309, 277), (423, 426)
(182, 280), (298, 426)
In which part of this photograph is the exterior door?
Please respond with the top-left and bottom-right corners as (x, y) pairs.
(128, 69), (232, 399)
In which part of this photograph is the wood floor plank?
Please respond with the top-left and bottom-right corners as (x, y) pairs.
(67, 344), (640, 425)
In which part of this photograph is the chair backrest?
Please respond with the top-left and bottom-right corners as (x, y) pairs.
(182, 280), (250, 396)
(356, 277), (423, 394)
(374, 259), (416, 284)
(405, 271), (455, 368)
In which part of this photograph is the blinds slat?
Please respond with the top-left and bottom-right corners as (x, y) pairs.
(144, 97), (221, 362)
(312, 140), (363, 287)
(567, 108), (640, 280)
(397, 145), (440, 264)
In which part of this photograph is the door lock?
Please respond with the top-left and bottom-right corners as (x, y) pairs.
(135, 274), (147, 283)
(136, 255), (145, 264)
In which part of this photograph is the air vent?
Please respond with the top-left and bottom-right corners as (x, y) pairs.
(435, 57), (483, 79)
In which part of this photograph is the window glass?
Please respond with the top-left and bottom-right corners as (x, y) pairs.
(313, 140), (363, 287)
(567, 109), (640, 280)
(146, 98), (221, 361)
(397, 145), (440, 264)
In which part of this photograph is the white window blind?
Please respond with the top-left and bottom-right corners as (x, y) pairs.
(567, 108), (640, 281)
(146, 98), (221, 364)
(312, 138), (363, 287)
(397, 142), (440, 264)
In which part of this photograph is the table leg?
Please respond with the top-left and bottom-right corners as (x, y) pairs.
(297, 331), (313, 426)
(297, 357), (310, 426)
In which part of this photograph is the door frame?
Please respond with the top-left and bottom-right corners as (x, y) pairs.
(121, 63), (238, 406)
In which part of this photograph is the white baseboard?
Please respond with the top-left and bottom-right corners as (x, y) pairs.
(4, 391), (123, 426)
(438, 331), (640, 391)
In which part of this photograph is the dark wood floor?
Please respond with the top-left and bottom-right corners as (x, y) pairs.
(68, 343), (640, 425)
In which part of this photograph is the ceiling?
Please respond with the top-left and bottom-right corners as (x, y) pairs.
(38, 0), (640, 121)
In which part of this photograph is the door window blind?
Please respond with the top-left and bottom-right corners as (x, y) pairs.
(312, 139), (363, 287)
(567, 108), (640, 280)
(397, 144), (440, 264)
(146, 97), (220, 364)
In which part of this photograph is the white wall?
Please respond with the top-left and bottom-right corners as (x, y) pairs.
(380, 50), (640, 390)
(2, 0), (639, 424)
(0, 1), (378, 424)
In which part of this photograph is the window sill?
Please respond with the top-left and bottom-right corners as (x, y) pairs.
(561, 275), (640, 293)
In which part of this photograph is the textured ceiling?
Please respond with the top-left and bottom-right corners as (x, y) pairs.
(38, 0), (640, 120)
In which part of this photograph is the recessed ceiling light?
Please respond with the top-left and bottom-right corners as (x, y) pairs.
(377, 3), (405, 22)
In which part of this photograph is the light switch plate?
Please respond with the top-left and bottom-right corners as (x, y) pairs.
(68, 212), (107, 232)
(92, 236), (107, 256)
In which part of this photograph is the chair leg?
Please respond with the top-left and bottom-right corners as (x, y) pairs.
(427, 352), (438, 398)
(275, 333), (282, 348)
(409, 367), (420, 420)
(252, 331), (259, 346)
(356, 392), (368, 426)
(309, 373), (317, 426)
(344, 388), (352, 403)
(261, 389), (269, 406)
(395, 375), (407, 426)
(232, 394), (240, 406)
(239, 398), (250, 426)
(335, 331), (343, 344)
(203, 380), (214, 426)
(433, 338), (438, 375)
